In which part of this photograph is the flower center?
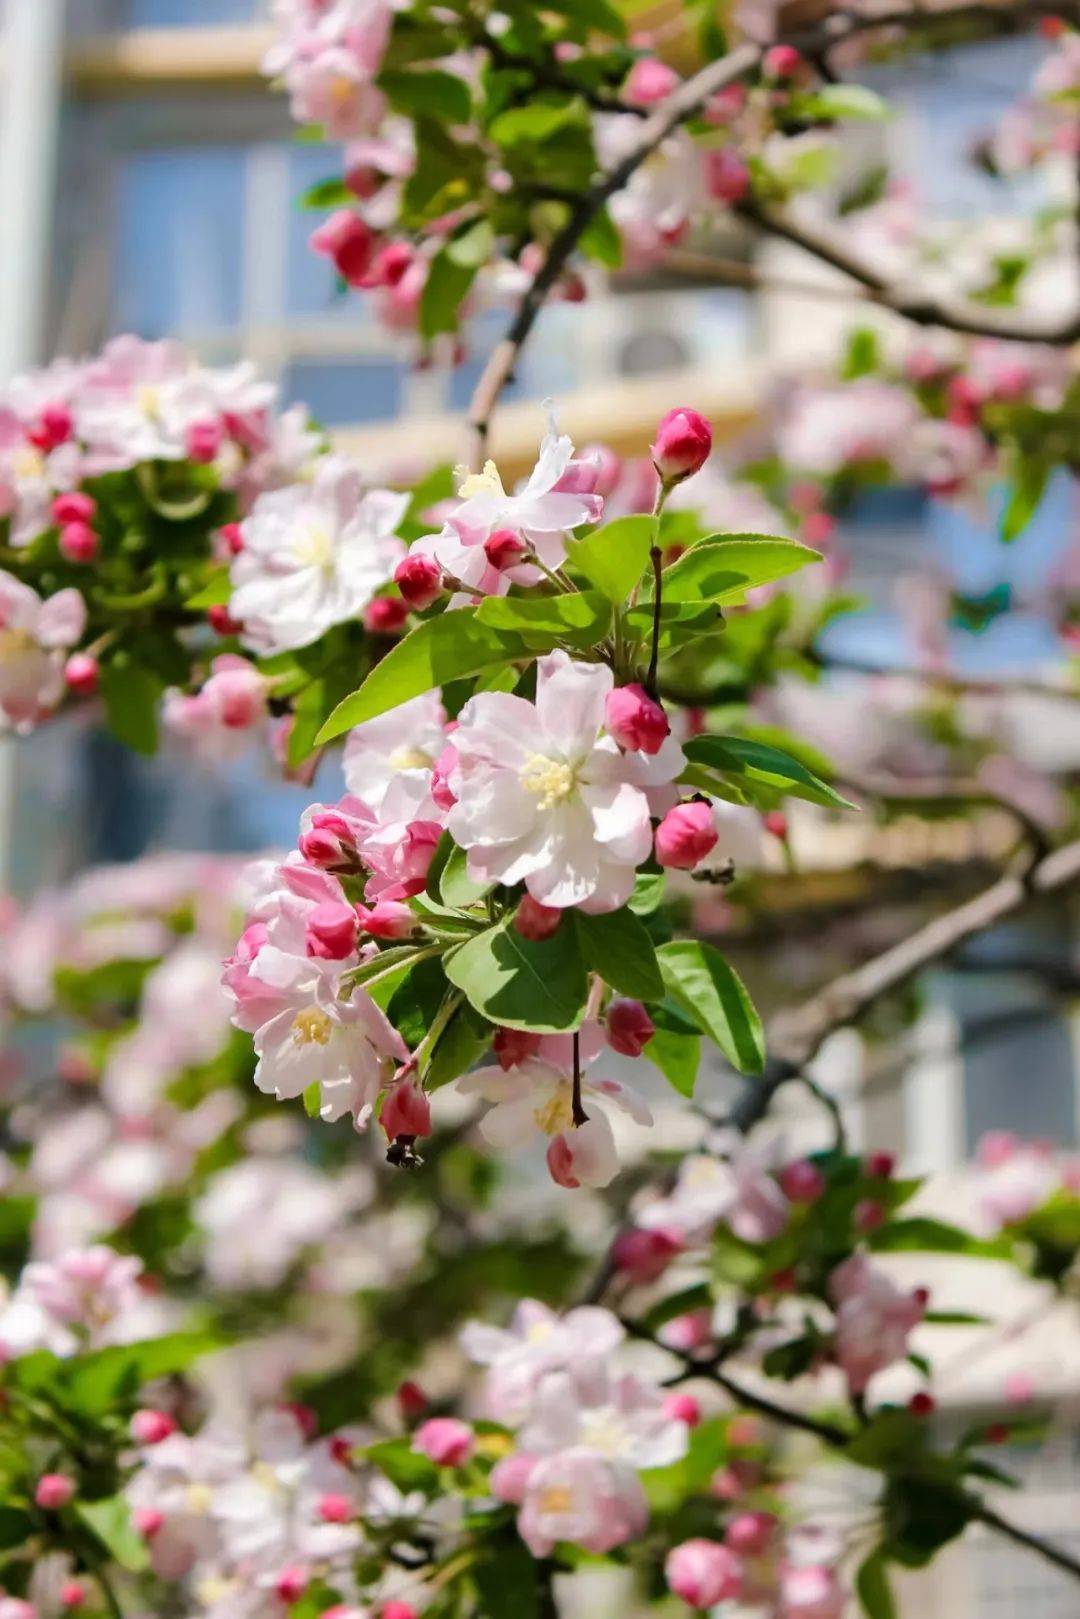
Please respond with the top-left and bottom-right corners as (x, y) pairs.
(521, 754), (576, 811)
(526, 1320), (553, 1345)
(12, 447), (44, 480)
(292, 1008), (332, 1047)
(456, 459), (505, 500)
(250, 1461), (284, 1492)
(137, 384), (161, 419)
(533, 1082), (574, 1136)
(390, 745), (434, 771)
(579, 1408), (628, 1458)
(537, 1484), (574, 1515)
(187, 1483), (214, 1515)
(330, 74), (356, 105)
(294, 525), (335, 571)
(0, 630), (35, 664)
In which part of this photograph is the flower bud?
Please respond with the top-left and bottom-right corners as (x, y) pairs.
(611, 1225), (683, 1283)
(493, 1026), (542, 1071)
(655, 801), (718, 869)
(625, 57), (680, 105)
(185, 420), (223, 464)
(30, 404), (74, 450)
(382, 1604), (419, 1619)
(725, 1510), (776, 1555)
(52, 491), (96, 526)
(60, 1582), (87, 1610)
(65, 654), (99, 697)
(298, 812), (357, 868)
(605, 998), (655, 1057)
(318, 1492), (353, 1524)
(514, 895), (563, 940)
(866, 1151), (895, 1178)
(483, 528), (527, 571)
(764, 43), (802, 78)
(219, 520), (244, 556)
(763, 809), (788, 841)
(35, 1473), (75, 1510)
(275, 1567), (307, 1604)
(605, 683), (670, 755)
(663, 1392), (702, 1427)
(305, 899), (360, 960)
(364, 596), (410, 635)
(854, 1198), (885, 1233)
(705, 147), (751, 203)
(380, 1076), (432, 1141)
(413, 1416), (474, 1468)
(908, 1392), (936, 1417)
(356, 900), (416, 939)
(370, 241), (414, 287)
(133, 1506), (164, 1539)
(310, 209), (376, 286)
(208, 603), (243, 637)
(394, 553), (443, 610)
(665, 1539), (744, 1608)
(131, 1409), (177, 1445)
(651, 407), (712, 484)
(59, 521), (99, 564)
(779, 1159), (825, 1203)
(396, 1380), (428, 1421)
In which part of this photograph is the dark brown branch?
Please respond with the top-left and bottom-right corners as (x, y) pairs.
(811, 650), (1080, 706)
(969, 1501), (1080, 1582)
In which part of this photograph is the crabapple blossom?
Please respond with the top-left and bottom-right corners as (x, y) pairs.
(639, 1147), (789, 1246)
(0, 575), (85, 731)
(604, 683), (670, 755)
(780, 1561), (847, 1619)
(975, 1132), (1061, 1227)
(666, 1538), (744, 1607)
(229, 458), (408, 654)
(461, 1298), (625, 1424)
(655, 800), (719, 869)
(449, 650), (681, 912)
(342, 690), (447, 812)
(380, 1075), (432, 1141)
(828, 1254), (926, 1394)
(517, 1447), (648, 1557)
(413, 1417), (474, 1467)
(310, 210), (377, 286)
(605, 998), (655, 1057)
(651, 408), (713, 484)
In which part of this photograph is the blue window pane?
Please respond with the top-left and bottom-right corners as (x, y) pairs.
(286, 147), (376, 322)
(112, 148), (246, 338)
(126, 0), (258, 22)
(282, 360), (403, 425)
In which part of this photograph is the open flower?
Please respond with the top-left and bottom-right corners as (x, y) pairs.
(0, 574), (85, 731)
(449, 651), (679, 912)
(343, 690), (447, 810)
(230, 458), (407, 654)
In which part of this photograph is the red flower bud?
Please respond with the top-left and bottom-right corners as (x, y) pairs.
(605, 998), (655, 1057)
(764, 43), (802, 79)
(778, 1159), (825, 1203)
(397, 1380), (428, 1421)
(483, 527), (527, 571)
(611, 1225), (683, 1283)
(624, 57), (680, 106)
(364, 596), (410, 635)
(51, 491), (96, 526)
(651, 407), (712, 484)
(394, 553), (443, 610)
(763, 810), (788, 841)
(908, 1392), (936, 1417)
(605, 683), (670, 755)
(310, 209), (377, 287)
(318, 1492), (353, 1524)
(130, 1409), (177, 1445)
(219, 521), (244, 555)
(35, 1473), (75, 1509)
(705, 147), (750, 204)
(59, 522), (98, 564)
(493, 1026), (542, 1070)
(305, 899), (360, 960)
(380, 1076), (432, 1141)
(414, 1417), (474, 1467)
(854, 1198), (885, 1233)
(655, 800), (718, 869)
(208, 603), (243, 637)
(725, 1510), (776, 1555)
(513, 895), (563, 940)
(356, 900), (416, 939)
(866, 1151), (895, 1179)
(65, 654), (99, 697)
(663, 1392), (702, 1427)
(29, 404), (73, 450)
(185, 419), (223, 464)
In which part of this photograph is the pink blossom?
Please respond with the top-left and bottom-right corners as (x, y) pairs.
(413, 1417), (474, 1467)
(605, 998), (655, 1057)
(356, 900), (416, 939)
(605, 684), (670, 755)
(0, 573), (86, 732)
(780, 1562), (846, 1619)
(380, 1076), (432, 1140)
(651, 408), (712, 483)
(611, 1225), (683, 1283)
(304, 900), (360, 960)
(829, 1254), (926, 1394)
(518, 1447), (648, 1557)
(490, 1451), (540, 1504)
(655, 801), (718, 868)
(666, 1538), (744, 1607)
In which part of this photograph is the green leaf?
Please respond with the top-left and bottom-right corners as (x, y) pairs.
(380, 67), (471, 124)
(644, 1025), (700, 1097)
(447, 217), (496, 268)
(472, 1535), (540, 1619)
(420, 246), (479, 339)
(867, 1218), (1010, 1258)
(476, 590), (612, 645)
(65, 1332), (222, 1416)
(317, 609), (526, 739)
(490, 97), (587, 147)
(795, 84), (890, 122)
(366, 1436), (440, 1492)
(856, 1551), (897, 1619)
(440, 843), (494, 909)
(579, 205), (623, 267)
(661, 534), (820, 605)
(184, 567), (232, 607)
(567, 515), (655, 604)
(573, 907), (662, 999)
(683, 735), (855, 810)
(298, 176), (356, 210)
(444, 918), (588, 1032)
(0, 1507), (34, 1551)
(99, 662), (162, 755)
(656, 940), (764, 1074)
(1001, 454), (1050, 542)
(842, 326), (882, 380)
(541, 0), (626, 33)
(628, 871), (666, 915)
(76, 1496), (150, 1572)
(426, 1000), (491, 1091)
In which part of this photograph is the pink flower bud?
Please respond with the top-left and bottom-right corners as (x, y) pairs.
(275, 1567), (307, 1604)
(779, 1159), (825, 1203)
(854, 1198), (885, 1233)
(131, 1409), (177, 1445)
(208, 603), (243, 636)
(655, 800), (718, 869)
(305, 900), (360, 960)
(29, 404), (73, 450)
(651, 407), (712, 484)
(356, 900), (416, 939)
(397, 1379), (428, 1421)
(611, 1225), (683, 1283)
(725, 1510), (776, 1555)
(280, 1401), (318, 1439)
(65, 654), (99, 697)
(381, 1076), (432, 1141)
(490, 1452), (539, 1505)
(364, 596), (410, 635)
(605, 683), (670, 755)
(318, 1492), (353, 1524)
(664, 1392), (702, 1427)
(60, 1582), (87, 1611)
(310, 209), (377, 287)
(625, 57), (680, 105)
(219, 521), (244, 556)
(493, 1027), (542, 1070)
(763, 810), (788, 841)
(35, 1473), (75, 1510)
(514, 895), (563, 940)
(133, 1506), (164, 1539)
(382, 1604), (418, 1619)
(394, 553), (443, 610)
(605, 998), (655, 1057)
(185, 419), (224, 464)
(414, 1417), (474, 1468)
(908, 1391), (936, 1417)
(299, 812), (357, 869)
(51, 492), (96, 526)
(483, 528), (527, 571)
(370, 241), (414, 287)
(764, 43), (802, 78)
(865, 1151), (895, 1179)
(705, 147), (751, 203)
(665, 1539), (744, 1608)
(802, 510), (835, 547)
(59, 521), (99, 564)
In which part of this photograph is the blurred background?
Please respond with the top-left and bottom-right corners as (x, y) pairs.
(0, 5), (1078, 1613)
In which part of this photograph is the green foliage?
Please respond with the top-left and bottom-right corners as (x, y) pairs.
(567, 516), (656, 603)
(572, 906), (663, 999)
(683, 734), (853, 810)
(661, 534), (821, 605)
(445, 917), (589, 1031)
(656, 940), (764, 1074)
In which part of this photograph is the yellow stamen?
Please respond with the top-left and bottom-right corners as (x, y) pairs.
(520, 753), (575, 811)
(533, 1082), (574, 1137)
(12, 447), (44, 480)
(0, 629), (35, 664)
(390, 745), (434, 771)
(292, 1008), (332, 1047)
(186, 1483), (214, 1514)
(294, 525), (335, 571)
(537, 1485), (574, 1514)
(456, 459), (504, 500)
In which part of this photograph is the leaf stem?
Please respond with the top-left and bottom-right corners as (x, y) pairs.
(571, 1030), (588, 1127)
